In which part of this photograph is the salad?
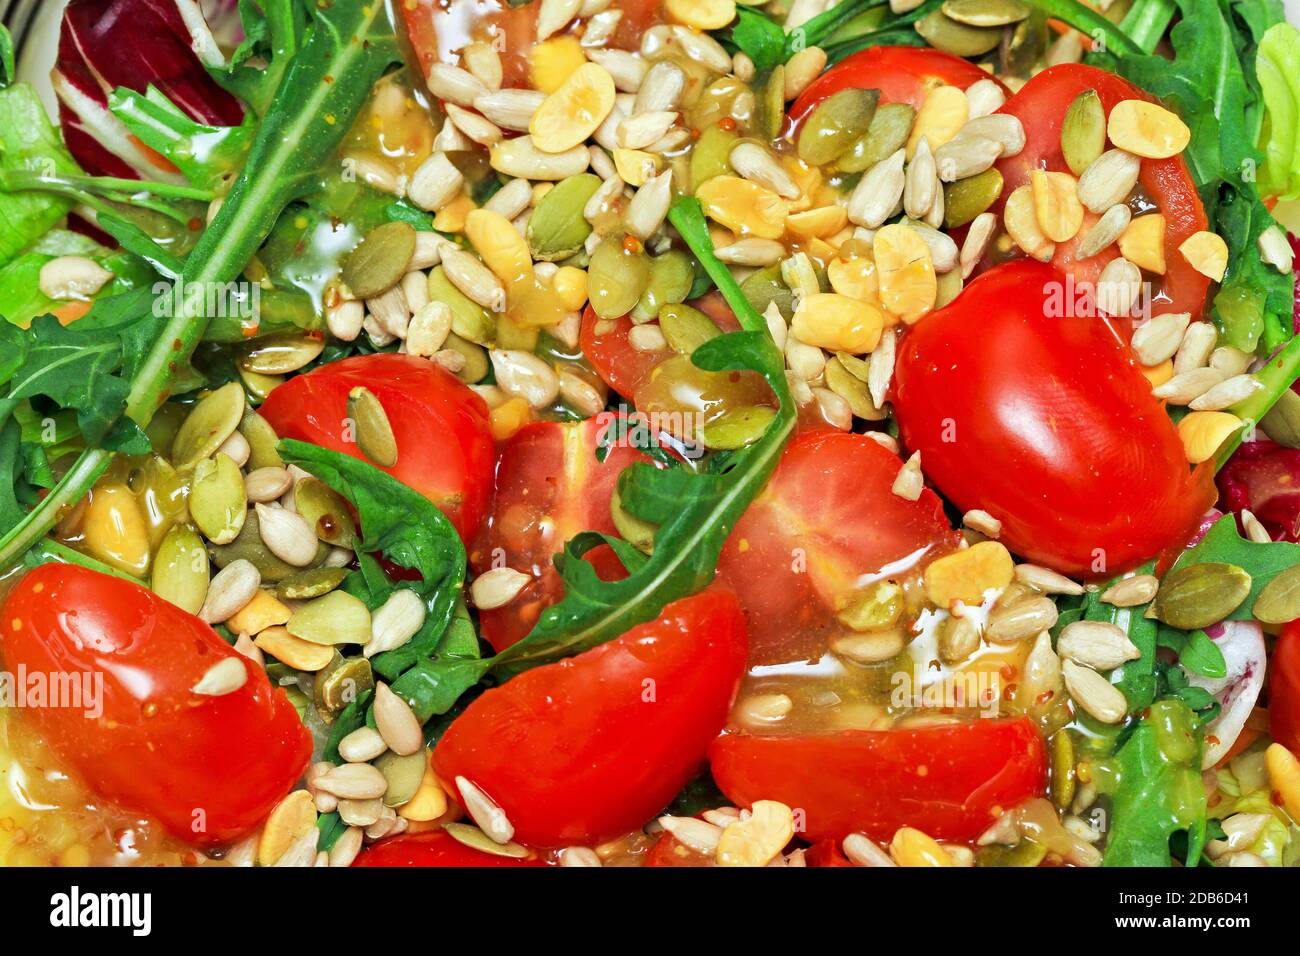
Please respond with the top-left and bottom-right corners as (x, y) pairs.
(0, 0), (1298, 871)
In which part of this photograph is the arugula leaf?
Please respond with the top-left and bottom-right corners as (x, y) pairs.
(0, 84), (82, 267)
(277, 438), (467, 682)
(1157, 626), (1229, 678)
(0, 419), (51, 531)
(213, 0), (309, 116)
(732, 8), (786, 74)
(1104, 699), (1208, 866)
(109, 86), (254, 190)
(1172, 514), (1300, 618)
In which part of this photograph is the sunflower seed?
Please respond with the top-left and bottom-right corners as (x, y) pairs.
(537, 0), (582, 40)
(843, 833), (897, 867)
(471, 567), (532, 609)
(625, 169), (673, 240)
(634, 61), (686, 114)
(904, 136), (938, 219)
(191, 657), (248, 696)
(617, 110), (678, 150)
(960, 211), (997, 278)
(489, 350), (560, 408)
(1014, 564), (1084, 595)
(445, 102), (502, 147)
(629, 323), (669, 352)
(960, 113), (1026, 156)
(410, 232), (446, 270)
(491, 136), (590, 180)
(715, 238), (787, 267)
(670, 25), (732, 72)
(1240, 509), (1272, 544)
(1095, 257), (1143, 318)
(907, 221), (959, 273)
(582, 8), (623, 47)
(327, 827), (364, 868)
(255, 504), (318, 567)
(1076, 149), (1141, 213)
(938, 614), (981, 663)
(987, 596), (1058, 642)
(1188, 373), (1262, 411)
(1258, 225), (1295, 272)
(407, 151), (464, 212)
(560, 847), (603, 867)
(730, 142), (799, 199)
(1098, 574), (1158, 607)
(1210, 346), (1253, 377)
(784, 46), (827, 101)
(319, 763), (389, 800)
(659, 816), (723, 854)
(892, 451), (924, 501)
(1075, 203), (1131, 259)
(474, 90), (545, 131)
(442, 248), (506, 312)
(934, 134), (1003, 183)
(587, 48), (648, 92)
(373, 683), (423, 756)
(338, 727), (388, 763)
(963, 509), (1002, 538)
(200, 559), (261, 623)
(1173, 321), (1218, 374)
(1151, 367), (1225, 404)
(327, 300), (364, 341)
(457, 776), (515, 844)
(848, 148), (906, 228)
(868, 328), (896, 408)
(1062, 660), (1127, 723)
(245, 466), (294, 503)
(1058, 620), (1141, 670)
(1131, 311), (1192, 365)
(366, 284), (410, 338)
(366, 588), (427, 658)
(426, 62), (489, 107)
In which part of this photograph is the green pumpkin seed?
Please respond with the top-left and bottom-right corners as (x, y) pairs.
(943, 167), (1004, 228)
(659, 303), (722, 355)
(837, 581), (903, 632)
(526, 173), (601, 261)
(1049, 730), (1076, 810)
(240, 408), (284, 470)
(314, 654), (373, 721)
(588, 237), (651, 320)
(295, 476), (357, 549)
(610, 486), (656, 555)
(1261, 389), (1300, 448)
(701, 405), (777, 450)
(171, 382), (246, 470)
(632, 249), (696, 323)
(442, 822), (531, 858)
(837, 103), (916, 174)
(1002, 11), (1048, 76)
(342, 221), (416, 299)
(754, 66), (786, 142)
(1154, 562), (1252, 629)
(936, 267), (964, 309)
(347, 386), (398, 467)
(428, 267), (495, 346)
(915, 10), (1003, 56)
(238, 368), (283, 403)
(277, 567), (349, 600)
(288, 590), (372, 645)
(1253, 565), (1300, 623)
(692, 124), (739, 191)
(189, 455), (248, 545)
(145, 403), (187, 460)
(835, 351), (871, 381)
(440, 332), (491, 383)
(741, 263), (794, 319)
(151, 523), (210, 614)
(825, 356), (886, 420)
(239, 332), (325, 375)
(1061, 89), (1106, 177)
(942, 0), (1030, 26)
(209, 509), (315, 581)
(376, 750), (428, 807)
(798, 88), (880, 167)
(976, 840), (1049, 867)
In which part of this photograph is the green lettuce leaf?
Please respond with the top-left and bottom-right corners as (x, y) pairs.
(1256, 21), (1300, 199)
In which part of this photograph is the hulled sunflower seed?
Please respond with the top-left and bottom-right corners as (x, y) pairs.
(587, 48), (647, 92)
(407, 151), (464, 212)
(670, 25), (732, 72)
(715, 238), (787, 267)
(987, 596), (1058, 642)
(492, 136), (590, 180)
(1076, 148), (1141, 213)
(319, 763), (389, 800)
(328, 827), (364, 868)
(373, 683), (423, 756)
(327, 300), (364, 341)
(784, 46), (827, 101)
(338, 726), (388, 763)
(471, 567), (532, 609)
(410, 232), (446, 270)
(426, 62), (489, 107)
(366, 285), (410, 339)
(445, 102), (502, 147)
(1131, 311), (1191, 365)
(1095, 257), (1143, 318)
(1021, 630), (1063, 704)
(964, 78), (1006, 118)
(1101, 574), (1159, 607)
(255, 504), (318, 567)
(904, 136), (938, 219)
(963, 509), (1002, 538)
(462, 41), (503, 90)
(191, 657), (248, 696)
(442, 248), (507, 312)
(625, 169), (673, 240)
(490, 350), (560, 408)
(1014, 563), (1084, 595)
(868, 328), (896, 408)
(366, 588), (427, 658)
(629, 324), (669, 352)
(1188, 373), (1262, 411)
(1075, 203), (1131, 259)
(617, 110), (678, 150)
(848, 148), (906, 228)
(38, 256), (114, 300)
(907, 221), (959, 273)
(201, 559), (261, 623)
(1062, 659), (1127, 724)
(246, 466), (294, 503)
(474, 89), (545, 131)
(1258, 225), (1295, 273)
(659, 816), (724, 854)
(960, 114), (1026, 156)
(634, 61), (687, 114)
(843, 833), (897, 867)
(934, 134), (1002, 182)
(938, 614), (981, 663)
(1240, 509), (1272, 544)
(1058, 620), (1141, 671)
(1173, 321), (1218, 374)
(560, 846), (603, 867)
(1210, 346), (1253, 377)
(582, 8), (623, 47)
(892, 451), (924, 501)
(537, 0), (582, 40)
(730, 142), (800, 199)
(406, 301), (454, 357)
(960, 211), (997, 278)
(457, 776), (515, 844)
(1152, 367), (1225, 404)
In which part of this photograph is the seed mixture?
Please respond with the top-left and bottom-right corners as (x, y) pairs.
(0, 0), (1298, 870)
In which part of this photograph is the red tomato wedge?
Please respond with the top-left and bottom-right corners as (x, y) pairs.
(0, 564), (310, 846)
(468, 416), (649, 652)
(892, 259), (1215, 578)
(994, 64), (1211, 319)
(260, 353), (494, 544)
(399, 0), (662, 89)
(433, 591), (748, 848)
(709, 717), (1047, 842)
(716, 429), (959, 664)
(353, 829), (548, 867)
(789, 45), (1004, 122)
(1271, 621), (1300, 754)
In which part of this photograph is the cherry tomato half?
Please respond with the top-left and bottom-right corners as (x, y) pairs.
(710, 717), (1047, 842)
(994, 64), (1210, 319)
(0, 564), (310, 845)
(1271, 621), (1300, 755)
(260, 353), (495, 543)
(468, 416), (649, 652)
(717, 428), (958, 664)
(433, 591), (748, 847)
(892, 259), (1215, 578)
(352, 829), (548, 867)
(789, 45), (1004, 122)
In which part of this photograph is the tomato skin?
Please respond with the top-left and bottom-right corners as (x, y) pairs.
(994, 65), (1210, 319)
(892, 259), (1215, 578)
(352, 829), (548, 867)
(0, 564), (310, 846)
(1271, 622), (1300, 754)
(717, 429), (958, 664)
(709, 717), (1047, 843)
(469, 416), (649, 652)
(259, 353), (494, 543)
(790, 45), (1004, 121)
(433, 591), (749, 848)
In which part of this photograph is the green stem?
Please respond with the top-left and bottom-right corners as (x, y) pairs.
(1215, 333), (1300, 468)
(787, 0), (887, 54)
(1119, 0), (1177, 54)
(1023, 0), (1143, 57)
